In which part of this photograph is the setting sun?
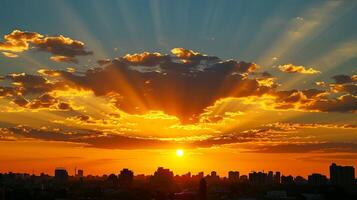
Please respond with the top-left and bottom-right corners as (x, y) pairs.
(176, 149), (184, 157)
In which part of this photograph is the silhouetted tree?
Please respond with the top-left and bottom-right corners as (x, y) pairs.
(107, 174), (118, 188)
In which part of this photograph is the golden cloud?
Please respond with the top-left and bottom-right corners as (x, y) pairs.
(0, 30), (92, 63)
(278, 64), (320, 74)
(2, 52), (18, 58)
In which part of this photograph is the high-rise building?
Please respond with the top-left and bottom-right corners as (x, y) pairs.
(249, 171), (267, 185)
(150, 167), (174, 191)
(198, 178), (207, 200)
(207, 171), (219, 183)
(281, 175), (294, 185)
(274, 172), (281, 184)
(228, 171), (239, 182)
(267, 171), (274, 184)
(54, 168), (68, 182)
(308, 173), (327, 185)
(329, 163), (355, 186)
(77, 169), (84, 177)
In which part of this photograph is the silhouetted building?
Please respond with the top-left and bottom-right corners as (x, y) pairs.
(118, 168), (134, 188)
(240, 175), (248, 183)
(54, 168), (68, 182)
(274, 171), (281, 184)
(308, 173), (327, 186)
(206, 171), (219, 183)
(249, 171), (267, 185)
(77, 169), (84, 177)
(150, 167), (174, 191)
(281, 175), (294, 185)
(192, 172), (204, 181)
(198, 178), (207, 200)
(267, 171), (274, 184)
(294, 176), (308, 185)
(330, 163), (355, 186)
(228, 171), (239, 182)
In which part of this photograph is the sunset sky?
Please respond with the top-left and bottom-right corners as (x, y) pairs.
(0, 0), (356, 177)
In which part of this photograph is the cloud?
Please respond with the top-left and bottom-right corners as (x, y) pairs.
(1, 120), (356, 150)
(2, 52), (18, 58)
(1, 48), (356, 119)
(32, 34), (92, 63)
(12, 93), (73, 111)
(266, 122), (357, 130)
(305, 94), (357, 113)
(97, 58), (111, 66)
(39, 48), (270, 123)
(332, 74), (357, 84)
(4, 73), (69, 95)
(0, 30), (92, 63)
(0, 30), (42, 52)
(0, 126), (179, 149)
(50, 55), (77, 63)
(278, 64), (320, 74)
(245, 142), (357, 153)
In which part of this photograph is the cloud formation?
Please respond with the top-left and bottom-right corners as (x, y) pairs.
(1, 48), (356, 119)
(1, 121), (356, 150)
(38, 49), (271, 122)
(2, 52), (18, 58)
(278, 64), (320, 74)
(0, 30), (92, 63)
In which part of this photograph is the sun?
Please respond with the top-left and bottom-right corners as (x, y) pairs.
(176, 149), (184, 157)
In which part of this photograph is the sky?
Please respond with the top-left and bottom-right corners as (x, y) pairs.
(0, 0), (356, 177)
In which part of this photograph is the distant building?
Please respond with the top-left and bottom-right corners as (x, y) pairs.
(211, 171), (217, 177)
(150, 167), (174, 191)
(330, 163), (355, 186)
(228, 171), (239, 182)
(198, 178), (207, 200)
(274, 172), (281, 184)
(308, 173), (327, 186)
(240, 175), (248, 183)
(54, 168), (68, 182)
(281, 175), (294, 185)
(206, 171), (220, 183)
(249, 171), (267, 185)
(77, 169), (84, 177)
(267, 171), (274, 184)
(294, 176), (308, 185)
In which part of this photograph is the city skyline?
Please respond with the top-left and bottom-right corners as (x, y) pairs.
(5, 162), (356, 184)
(0, 0), (357, 177)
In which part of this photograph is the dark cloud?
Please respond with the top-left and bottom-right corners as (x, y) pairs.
(306, 94), (357, 113)
(0, 30), (92, 63)
(332, 74), (357, 84)
(33, 35), (92, 63)
(12, 93), (73, 111)
(4, 73), (68, 95)
(0, 86), (15, 97)
(97, 59), (111, 66)
(1, 126), (178, 149)
(45, 48), (270, 123)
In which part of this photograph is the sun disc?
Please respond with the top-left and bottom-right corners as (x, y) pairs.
(176, 149), (184, 157)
